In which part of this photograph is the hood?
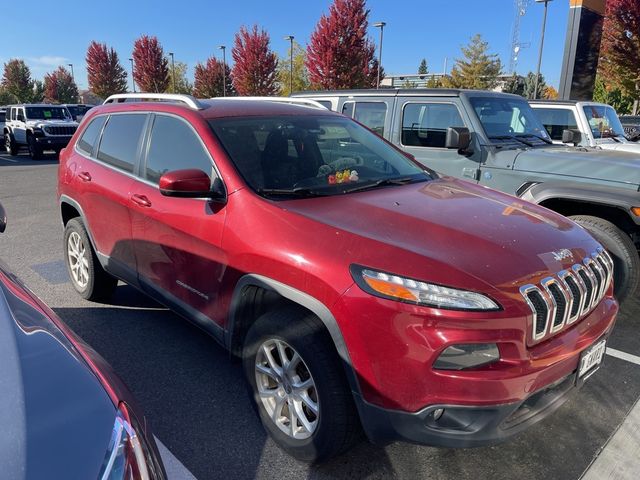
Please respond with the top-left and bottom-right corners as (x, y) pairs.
(26, 119), (78, 128)
(513, 146), (640, 188)
(595, 140), (640, 155)
(280, 178), (601, 296)
(0, 267), (115, 480)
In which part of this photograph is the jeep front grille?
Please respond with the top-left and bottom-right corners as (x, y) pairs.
(520, 247), (613, 342)
(44, 125), (77, 136)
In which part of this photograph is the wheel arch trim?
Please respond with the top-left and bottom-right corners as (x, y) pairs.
(227, 274), (362, 396)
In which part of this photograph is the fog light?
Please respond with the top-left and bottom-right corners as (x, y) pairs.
(432, 408), (444, 420)
(434, 343), (500, 370)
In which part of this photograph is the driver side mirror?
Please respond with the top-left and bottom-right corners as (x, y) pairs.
(562, 129), (582, 146)
(0, 202), (7, 233)
(159, 169), (226, 203)
(445, 127), (472, 151)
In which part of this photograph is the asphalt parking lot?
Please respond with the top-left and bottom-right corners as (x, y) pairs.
(1, 152), (639, 480)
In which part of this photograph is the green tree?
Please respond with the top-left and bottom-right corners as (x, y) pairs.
(425, 75), (442, 88)
(0, 86), (19, 104)
(2, 59), (35, 102)
(522, 72), (546, 99)
(443, 34), (502, 90)
(277, 41), (310, 96)
(502, 73), (525, 96)
(418, 59), (428, 75)
(593, 75), (635, 114)
(31, 80), (45, 103)
(166, 61), (193, 94)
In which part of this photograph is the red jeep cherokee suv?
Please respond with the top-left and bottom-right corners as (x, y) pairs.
(58, 93), (618, 462)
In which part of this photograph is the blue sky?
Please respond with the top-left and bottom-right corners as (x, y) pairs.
(1, 0), (570, 90)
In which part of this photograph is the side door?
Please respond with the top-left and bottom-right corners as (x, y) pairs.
(14, 107), (27, 144)
(393, 99), (480, 179)
(74, 113), (147, 283)
(129, 113), (228, 328)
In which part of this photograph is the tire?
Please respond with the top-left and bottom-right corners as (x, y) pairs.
(570, 215), (640, 304)
(243, 305), (361, 462)
(5, 133), (18, 156)
(63, 218), (117, 301)
(27, 135), (41, 160)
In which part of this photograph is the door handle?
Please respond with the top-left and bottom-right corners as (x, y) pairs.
(78, 171), (92, 182)
(131, 194), (152, 208)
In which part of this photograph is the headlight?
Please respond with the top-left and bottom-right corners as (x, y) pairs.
(99, 403), (153, 480)
(350, 265), (500, 311)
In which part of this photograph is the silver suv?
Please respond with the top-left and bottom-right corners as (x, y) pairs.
(4, 104), (78, 159)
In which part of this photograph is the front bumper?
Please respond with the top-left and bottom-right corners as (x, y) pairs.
(354, 362), (589, 447)
(34, 135), (72, 147)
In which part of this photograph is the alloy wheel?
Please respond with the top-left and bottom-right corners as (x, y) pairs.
(67, 231), (89, 289)
(255, 339), (319, 440)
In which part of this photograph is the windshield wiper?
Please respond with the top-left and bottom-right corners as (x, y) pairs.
(257, 187), (326, 197)
(488, 135), (534, 147)
(342, 177), (418, 193)
(515, 133), (553, 145)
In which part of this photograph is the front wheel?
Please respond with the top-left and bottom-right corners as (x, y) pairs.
(63, 218), (117, 301)
(27, 135), (41, 159)
(5, 133), (18, 156)
(242, 306), (361, 462)
(570, 215), (640, 304)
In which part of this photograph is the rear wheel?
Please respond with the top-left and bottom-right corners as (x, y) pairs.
(242, 305), (361, 462)
(5, 133), (18, 155)
(27, 135), (41, 159)
(63, 218), (117, 301)
(570, 215), (640, 304)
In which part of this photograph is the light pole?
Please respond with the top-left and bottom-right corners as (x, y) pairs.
(218, 45), (227, 97)
(169, 52), (176, 93)
(284, 35), (295, 95)
(373, 22), (386, 89)
(68, 63), (77, 102)
(129, 58), (136, 93)
(533, 0), (552, 99)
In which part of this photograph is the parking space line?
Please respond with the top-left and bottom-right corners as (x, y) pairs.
(154, 436), (198, 480)
(606, 347), (640, 366)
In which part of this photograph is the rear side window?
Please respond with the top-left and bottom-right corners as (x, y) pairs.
(353, 102), (387, 136)
(534, 108), (578, 141)
(97, 114), (147, 173)
(316, 100), (332, 110)
(402, 103), (465, 148)
(77, 116), (106, 155)
(145, 115), (212, 184)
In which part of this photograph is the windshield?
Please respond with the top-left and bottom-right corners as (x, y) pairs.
(582, 105), (626, 140)
(209, 115), (431, 197)
(470, 96), (550, 142)
(25, 107), (71, 120)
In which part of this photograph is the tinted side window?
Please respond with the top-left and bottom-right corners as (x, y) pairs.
(402, 103), (464, 148)
(316, 100), (332, 110)
(77, 116), (107, 155)
(97, 114), (147, 173)
(145, 115), (212, 184)
(353, 102), (387, 136)
(0, 112), (5, 122)
(534, 108), (578, 141)
(342, 102), (355, 117)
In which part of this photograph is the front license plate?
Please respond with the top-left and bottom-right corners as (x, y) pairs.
(578, 339), (607, 380)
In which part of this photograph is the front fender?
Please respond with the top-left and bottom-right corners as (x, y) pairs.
(519, 181), (640, 226)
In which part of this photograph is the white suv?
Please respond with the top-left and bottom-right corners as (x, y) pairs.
(4, 104), (78, 159)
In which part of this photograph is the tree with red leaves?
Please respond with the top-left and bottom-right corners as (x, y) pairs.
(132, 35), (169, 93)
(306, 0), (380, 89)
(599, 0), (640, 113)
(231, 25), (279, 96)
(43, 66), (78, 103)
(86, 41), (128, 99)
(193, 56), (234, 97)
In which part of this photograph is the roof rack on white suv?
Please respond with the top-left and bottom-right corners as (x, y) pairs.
(219, 97), (328, 109)
(103, 93), (205, 110)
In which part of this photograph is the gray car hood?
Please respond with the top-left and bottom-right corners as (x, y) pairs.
(0, 270), (115, 480)
(513, 147), (640, 188)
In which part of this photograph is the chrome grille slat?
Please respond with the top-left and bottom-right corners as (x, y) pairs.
(521, 251), (611, 342)
(44, 125), (77, 136)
